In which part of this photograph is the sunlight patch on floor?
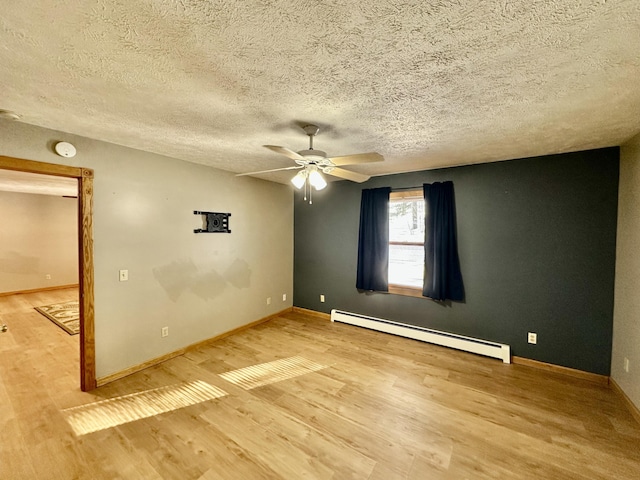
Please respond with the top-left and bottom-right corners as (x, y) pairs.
(63, 380), (228, 435)
(219, 355), (328, 390)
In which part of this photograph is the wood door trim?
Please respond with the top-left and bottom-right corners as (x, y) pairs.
(0, 155), (84, 177)
(78, 172), (95, 391)
(0, 155), (96, 391)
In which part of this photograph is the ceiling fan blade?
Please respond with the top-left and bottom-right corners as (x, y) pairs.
(327, 152), (383, 166)
(236, 165), (303, 177)
(326, 167), (371, 183)
(264, 145), (304, 160)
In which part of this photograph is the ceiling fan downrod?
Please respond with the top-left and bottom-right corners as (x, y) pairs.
(303, 124), (320, 151)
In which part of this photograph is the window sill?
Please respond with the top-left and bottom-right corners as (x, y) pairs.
(388, 284), (424, 298)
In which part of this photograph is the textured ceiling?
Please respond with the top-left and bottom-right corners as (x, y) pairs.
(1, 1), (640, 184)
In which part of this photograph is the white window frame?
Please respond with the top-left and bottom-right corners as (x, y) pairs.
(388, 189), (425, 298)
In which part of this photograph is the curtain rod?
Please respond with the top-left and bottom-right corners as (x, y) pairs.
(391, 181), (451, 191)
(391, 186), (423, 191)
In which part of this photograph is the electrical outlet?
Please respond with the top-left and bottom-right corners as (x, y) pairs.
(45, 274), (51, 280)
(267, 297), (271, 305)
(282, 293), (287, 301)
(119, 269), (129, 282)
(528, 332), (537, 344)
(161, 326), (169, 337)
(320, 294), (325, 303)
(624, 357), (630, 373)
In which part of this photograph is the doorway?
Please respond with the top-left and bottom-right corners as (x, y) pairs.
(0, 155), (95, 391)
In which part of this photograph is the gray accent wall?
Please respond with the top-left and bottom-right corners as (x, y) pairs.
(294, 148), (619, 375)
(1, 120), (293, 379)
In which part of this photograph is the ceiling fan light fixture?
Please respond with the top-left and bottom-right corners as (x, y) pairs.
(308, 169), (327, 190)
(291, 169), (307, 189)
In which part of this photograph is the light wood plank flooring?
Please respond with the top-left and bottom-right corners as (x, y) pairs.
(1, 289), (639, 479)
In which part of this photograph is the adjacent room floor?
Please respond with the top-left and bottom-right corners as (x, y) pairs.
(1, 289), (639, 479)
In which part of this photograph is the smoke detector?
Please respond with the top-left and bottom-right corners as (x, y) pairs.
(54, 141), (77, 158)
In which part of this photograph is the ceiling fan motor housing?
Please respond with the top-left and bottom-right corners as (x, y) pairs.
(296, 149), (330, 165)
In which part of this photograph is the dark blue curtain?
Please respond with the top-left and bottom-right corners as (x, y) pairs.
(423, 181), (464, 301)
(356, 187), (391, 291)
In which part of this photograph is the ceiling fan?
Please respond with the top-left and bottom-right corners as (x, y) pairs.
(236, 124), (384, 203)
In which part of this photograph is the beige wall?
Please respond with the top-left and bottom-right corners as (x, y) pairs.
(612, 133), (640, 410)
(0, 120), (293, 379)
(0, 191), (78, 293)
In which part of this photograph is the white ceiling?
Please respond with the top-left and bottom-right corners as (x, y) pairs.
(1, 1), (640, 184)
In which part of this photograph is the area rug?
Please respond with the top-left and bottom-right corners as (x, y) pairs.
(35, 301), (79, 335)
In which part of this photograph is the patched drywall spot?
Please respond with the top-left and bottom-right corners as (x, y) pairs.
(0, 251), (40, 274)
(190, 269), (227, 301)
(153, 257), (250, 301)
(224, 258), (251, 289)
(152, 259), (199, 302)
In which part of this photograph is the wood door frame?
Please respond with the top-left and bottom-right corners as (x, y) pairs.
(0, 155), (96, 391)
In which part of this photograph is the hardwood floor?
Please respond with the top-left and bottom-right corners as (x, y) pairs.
(1, 290), (639, 479)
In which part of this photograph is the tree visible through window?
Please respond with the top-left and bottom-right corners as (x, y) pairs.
(388, 190), (425, 294)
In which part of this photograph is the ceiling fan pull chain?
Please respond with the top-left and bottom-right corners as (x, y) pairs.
(303, 175), (308, 202)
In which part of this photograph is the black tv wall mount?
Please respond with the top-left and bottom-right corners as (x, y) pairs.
(194, 211), (231, 233)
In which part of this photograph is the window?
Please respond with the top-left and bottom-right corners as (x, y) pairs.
(388, 190), (425, 297)
(357, 183), (462, 300)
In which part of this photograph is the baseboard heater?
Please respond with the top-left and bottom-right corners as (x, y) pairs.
(331, 309), (511, 364)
